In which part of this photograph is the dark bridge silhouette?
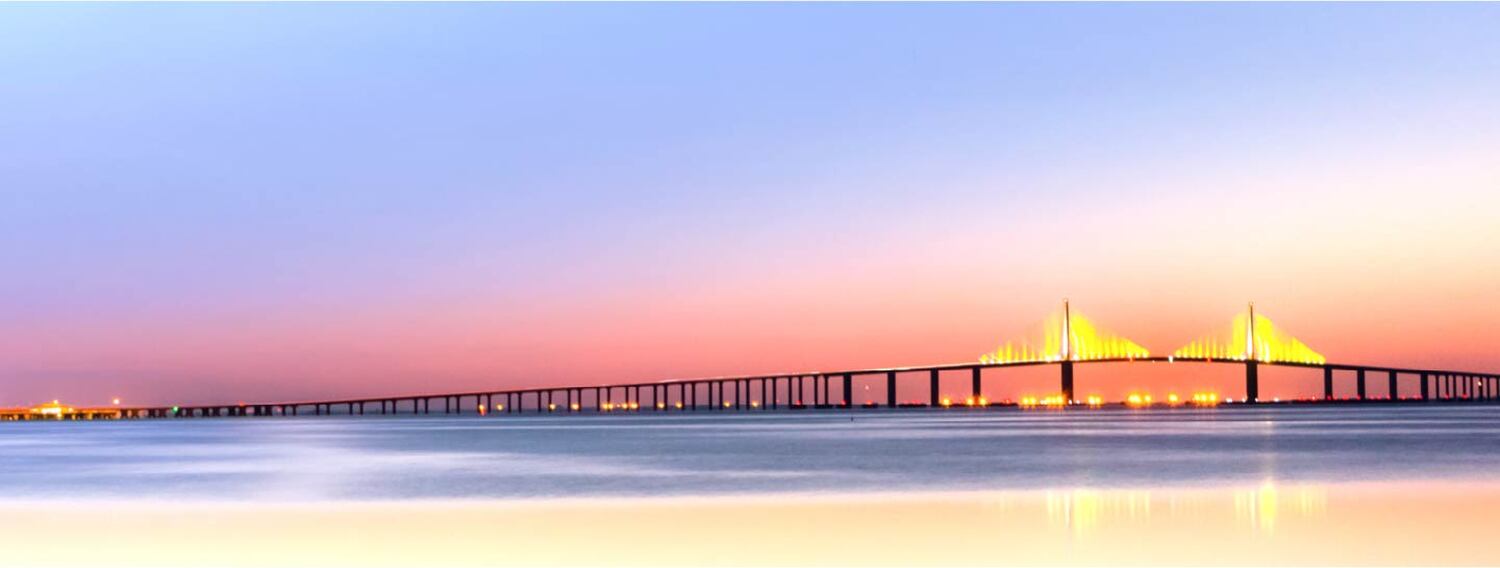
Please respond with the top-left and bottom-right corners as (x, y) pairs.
(56, 302), (1500, 419)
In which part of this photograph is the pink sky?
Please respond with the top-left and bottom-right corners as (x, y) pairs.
(4, 4), (1499, 406)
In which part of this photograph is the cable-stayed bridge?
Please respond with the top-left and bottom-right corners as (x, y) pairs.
(12, 301), (1499, 420)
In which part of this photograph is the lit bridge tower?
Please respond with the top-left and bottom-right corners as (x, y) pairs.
(1246, 302), (1259, 403)
(1061, 299), (1075, 403)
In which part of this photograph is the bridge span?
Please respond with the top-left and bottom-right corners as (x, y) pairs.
(16, 301), (1500, 420)
(70, 356), (1500, 420)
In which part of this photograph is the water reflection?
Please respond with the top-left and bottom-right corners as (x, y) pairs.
(1022, 481), (1330, 538)
(1233, 480), (1328, 534)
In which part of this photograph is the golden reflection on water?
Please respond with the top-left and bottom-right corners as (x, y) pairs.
(0, 481), (1493, 567)
(1026, 481), (1332, 539)
(1044, 489), (1156, 537)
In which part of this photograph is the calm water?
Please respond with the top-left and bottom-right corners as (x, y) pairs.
(5, 405), (1499, 502)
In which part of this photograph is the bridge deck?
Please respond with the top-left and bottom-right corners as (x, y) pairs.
(59, 357), (1500, 420)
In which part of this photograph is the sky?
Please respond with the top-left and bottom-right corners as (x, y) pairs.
(3, 3), (1499, 406)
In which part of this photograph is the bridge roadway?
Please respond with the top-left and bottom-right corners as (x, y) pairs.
(92, 356), (1500, 419)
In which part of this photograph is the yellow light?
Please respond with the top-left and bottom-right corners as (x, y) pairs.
(750, 401), (760, 408)
(548, 403), (556, 411)
(630, 402), (639, 410)
(1126, 394), (1143, 406)
(977, 305), (1151, 364)
(1173, 309), (1325, 365)
(496, 404), (505, 411)
(111, 398), (121, 405)
(675, 402), (684, 409)
(965, 396), (975, 406)
(940, 397), (953, 408)
(570, 403), (580, 411)
(977, 396), (988, 406)
(657, 402), (666, 409)
(723, 401), (731, 408)
(1086, 395), (1103, 406)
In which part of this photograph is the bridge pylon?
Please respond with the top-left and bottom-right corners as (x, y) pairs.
(1246, 302), (1259, 403)
(1061, 299), (1075, 403)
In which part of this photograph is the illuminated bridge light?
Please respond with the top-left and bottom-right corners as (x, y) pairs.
(1173, 304), (1325, 365)
(978, 301), (1150, 365)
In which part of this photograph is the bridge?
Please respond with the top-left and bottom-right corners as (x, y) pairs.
(17, 302), (1500, 420)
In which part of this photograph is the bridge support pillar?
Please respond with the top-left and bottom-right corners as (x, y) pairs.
(1389, 370), (1399, 401)
(887, 371), (897, 408)
(929, 369), (940, 407)
(1061, 361), (1075, 404)
(971, 367), (981, 402)
(1323, 367), (1334, 400)
(1421, 373), (1430, 401)
(1245, 361), (1259, 404)
(843, 373), (852, 408)
(1356, 369), (1366, 400)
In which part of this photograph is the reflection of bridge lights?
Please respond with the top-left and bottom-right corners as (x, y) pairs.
(1234, 481), (1326, 534)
